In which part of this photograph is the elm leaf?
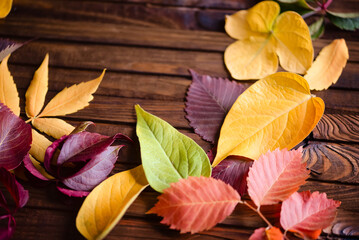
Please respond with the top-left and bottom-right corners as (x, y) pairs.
(76, 165), (148, 240)
(0, 103), (32, 170)
(135, 105), (211, 193)
(185, 70), (246, 143)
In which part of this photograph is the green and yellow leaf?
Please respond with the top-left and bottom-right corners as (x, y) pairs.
(32, 117), (75, 139)
(213, 72), (324, 166)
(76, 165), (148, 240)
(0, 54), (20, 115)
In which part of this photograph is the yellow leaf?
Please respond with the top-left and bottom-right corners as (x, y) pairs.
(0, 0), (13, 18)
(213, 72), (324, 166)
(273, 11), (314, 74)
(247, 1), (280, 33)
(76, 165), (148, 240)
(224, 1), (313, 80)
(29, 155), (55, 180)
(224, 37), (278, 80)
(38, 69), (105, 117)
(25, 54), (49, 118)
(0, 54), (20, 115)
(32, 117), (74, 139)
(304, 39), (349, 90)
(29, 129), (52, 162)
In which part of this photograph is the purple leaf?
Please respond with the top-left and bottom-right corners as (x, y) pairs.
(0, 39), (23, 62)
(62, 146), (122, 191)
(56, 185), (89, 197)
(44, 135), (69, 175)
(0, 168), (29, 210)
(0, 103), (32, 170)
(0, 214), (15, 240)
(211, 156), (253, 196)
(185, 70), (246, 143)
(23, 154), (50, 181)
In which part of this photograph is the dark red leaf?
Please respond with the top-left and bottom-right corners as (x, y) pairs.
(56, 185), (89, 197)
(0, 103), (32, 170)
(185, 70), (246, 143)
(0, 39), (23, 61)
(23, 155), (50, 181)
(0, 214), (15, 240)
(212, 155), (253, 196)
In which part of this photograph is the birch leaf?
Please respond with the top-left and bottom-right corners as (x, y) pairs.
(0, 55), (20, 116)
(148, 176), (241, 234)
(304, 39), (349, 90)
(247, 148), (309, 207)
(38, 70), (105, 117)
(213, 72), (324, 166)
(25, 54), (49, 118)
(32, 118), (74, 139)
(29, 129), (52, 162)
(136, 105), (211, 193)
(76, 165), (148, 240)
(0, 0), (12, 18)
(224, 1), (313, 80)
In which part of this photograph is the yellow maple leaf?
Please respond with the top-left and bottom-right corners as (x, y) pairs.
(37, 69), (105, 117)
(32, 117), (75, 139)
(0, 0), (13, 18)
(213, 72), (324, 166)
(224, 1), (313, 80)
(25, 54), (49, 118)
(76, 165), (148, 240)
(304, 39), (349, 90)
(0, 54), (20, 115)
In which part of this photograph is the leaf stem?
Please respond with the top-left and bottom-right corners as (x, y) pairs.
(302, 9), (320, 19)
(243, 201), (273, 228)
(25, 118), (32, 123)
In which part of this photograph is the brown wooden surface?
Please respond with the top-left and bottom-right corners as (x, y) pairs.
(1, 0), (358, 239)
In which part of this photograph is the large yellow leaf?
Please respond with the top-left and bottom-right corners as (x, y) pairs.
(213, 72), (324, 166)
(76, 165), (148, 240)
(224, 1), (313, 80)
(38, 69), (105, 117)
(29, 129), (52, 162)
(32, 117), (75, 139)
(0, 55), (20, 115)
(0, 0), (13, 18)
(224, 37), (278, 80)
(25, 54), (49, 118)
(304, 39), (349, 90)
(273, 11), (314, 74)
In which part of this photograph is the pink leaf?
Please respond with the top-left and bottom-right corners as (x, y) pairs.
(247, 148), (310, 207)
(0, 103), (32, 170)
(212, 155), (253, 196)
(148, 176), (241, 234)
(185, 70), (246, 143)
(280, 191), (341, 239)
(249, 227), (283, 240)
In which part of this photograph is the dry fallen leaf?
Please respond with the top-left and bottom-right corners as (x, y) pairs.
(224, 1), (313, 79)
(76, 165), (148, 240)
(0, 55), (20, 116)
(25, 54), (49, 118)
(304, 39), (349, 90)
(37, 69), (105, 117)
(213, 72), (324, 166)
(32, 117), (75, 139)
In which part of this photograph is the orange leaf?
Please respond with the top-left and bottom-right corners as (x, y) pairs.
(280, 191), (341, 239)
(247, 148), (309, 207)
(249, 227), (283, 240)
(148, 176), (241, 234)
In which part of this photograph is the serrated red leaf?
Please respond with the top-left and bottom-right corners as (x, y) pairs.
(249, 227), (283, 240)
(185, 70), (246, 143)
(148, 176), (241, 234)
(247, 148), (309, 207)
(0, 103), (32, 170)
(280, 191), (341, 239)
(212, 155), (253, 196)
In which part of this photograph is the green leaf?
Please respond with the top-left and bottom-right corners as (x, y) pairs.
(276, 0), (314, 15)
(135, 105), (211, 193)
(327, 11), (359, 31)
(309, 17), (325, 40)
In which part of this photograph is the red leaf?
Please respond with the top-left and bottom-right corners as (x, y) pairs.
(280, 191), (341, 239)
(212, 155), (253, 196)
(148, 176), (241, 234)
(249, 227), (283, 240)
(185, 70), (246, 143)
(247, 148), (309, 207)
(0, 103), (32, 170)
